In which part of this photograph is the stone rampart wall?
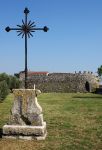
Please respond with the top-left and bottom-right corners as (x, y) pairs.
(23, 72), (99, 93)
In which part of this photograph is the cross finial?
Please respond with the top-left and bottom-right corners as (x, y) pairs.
(24, 7), (30, 14)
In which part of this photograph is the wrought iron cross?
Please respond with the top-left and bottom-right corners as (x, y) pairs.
(5, 8), (49, 89)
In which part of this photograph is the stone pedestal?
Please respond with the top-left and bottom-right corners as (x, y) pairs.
(3, 89), (47, 140)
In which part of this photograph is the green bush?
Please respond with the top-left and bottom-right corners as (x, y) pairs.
(0, 73), (21, 101)
(0, 73), (21, 89)
(9, 75), (21, 91)
(0, 80), (10, 101)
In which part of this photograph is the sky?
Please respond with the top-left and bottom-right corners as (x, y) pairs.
(0, 0), (102, 75)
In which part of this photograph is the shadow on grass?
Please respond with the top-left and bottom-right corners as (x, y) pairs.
(0, 128), (2, 138)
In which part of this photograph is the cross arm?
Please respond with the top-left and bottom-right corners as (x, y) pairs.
(5, 26), (22, 32)
(31, 26), (49, 32)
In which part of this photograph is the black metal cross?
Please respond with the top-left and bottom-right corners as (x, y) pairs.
(5, 7), (49, 89)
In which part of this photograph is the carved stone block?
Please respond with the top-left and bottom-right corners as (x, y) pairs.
(3, 89), (47, 140)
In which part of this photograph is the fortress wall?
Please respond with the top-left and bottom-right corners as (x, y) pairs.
(24, 72), (99, 93)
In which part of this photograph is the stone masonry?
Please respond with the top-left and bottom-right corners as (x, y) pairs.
(20, 72), (99, 93)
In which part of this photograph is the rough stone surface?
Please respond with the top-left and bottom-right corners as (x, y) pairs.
(3, 89), (47, 140)
(9, 89), (43, 126)
(3, 122), (46, 136)
(2, 132), (47, 140)
(23, 72), (99, 93)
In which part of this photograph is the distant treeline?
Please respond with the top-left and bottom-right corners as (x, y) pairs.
(0, 73), (21, 101)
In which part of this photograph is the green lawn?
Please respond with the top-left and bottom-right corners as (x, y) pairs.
(0, 93), (102, 150)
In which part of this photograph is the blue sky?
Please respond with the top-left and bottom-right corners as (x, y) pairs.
(0, 0), (102, 74)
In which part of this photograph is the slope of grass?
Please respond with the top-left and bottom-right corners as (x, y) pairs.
(0, 93), (102, 150)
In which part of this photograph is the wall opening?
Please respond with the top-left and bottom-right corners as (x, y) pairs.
(85, 81), (91, 92)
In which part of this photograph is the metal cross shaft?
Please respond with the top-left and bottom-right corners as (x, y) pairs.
(5, 8), (49, 89)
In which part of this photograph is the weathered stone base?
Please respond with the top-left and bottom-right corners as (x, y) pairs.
(2, 133), (47, 140)
(3, 122), (46, 140)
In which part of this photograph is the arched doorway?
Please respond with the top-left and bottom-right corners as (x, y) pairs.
(85, 81), (91, 92)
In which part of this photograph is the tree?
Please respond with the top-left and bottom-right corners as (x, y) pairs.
(0, 80), (10, 101)
(97, 65), (102, 77)
(0, 73), (21, 101)
(0, 73), (10, 85)
(9, 75), (21, 91)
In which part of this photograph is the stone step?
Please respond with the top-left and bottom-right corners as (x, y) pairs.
(3, 122), (46, 140)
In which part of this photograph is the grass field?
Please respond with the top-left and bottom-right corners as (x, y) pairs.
(0, 93), (102, 150)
